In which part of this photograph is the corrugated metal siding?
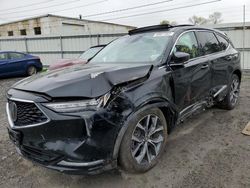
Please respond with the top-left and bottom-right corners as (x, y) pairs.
(0, 29), (249, 69)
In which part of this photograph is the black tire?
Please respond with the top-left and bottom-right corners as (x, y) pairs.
(27, 66), (37, 76)
(119, 107), (168, 173)
(217, 74), (240, 110)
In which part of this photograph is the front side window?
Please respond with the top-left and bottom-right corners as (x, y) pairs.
(197, 31), (220, 55)
(8, 53), (25, 60)
(0, 53), (7, 60)
(90, 31), (172, 64)
(216, 34), (229, 51)
(79, 47), (103, 61)
(174, 31), (199, 59)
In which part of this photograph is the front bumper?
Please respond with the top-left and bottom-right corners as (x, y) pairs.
(6, 89), (123, 175)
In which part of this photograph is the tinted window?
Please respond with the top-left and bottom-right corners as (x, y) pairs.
(8, 53), (25, 60)
(174, 32), (199, 59)
(197, 31), (220, 55)
(0, 53), (7, 60)
(216, 34), (229, 50)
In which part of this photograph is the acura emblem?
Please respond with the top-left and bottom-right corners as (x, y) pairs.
(9, 101), (17, 122)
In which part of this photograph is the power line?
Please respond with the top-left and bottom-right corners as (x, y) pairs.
(0, 0), (81, 15)
(82, 0), (173, 18)
(0, 0), (108, 19)
(98, 0), (222, 21)
(0, 0), (55, 12)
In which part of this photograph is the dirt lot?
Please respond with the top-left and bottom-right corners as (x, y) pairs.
(0, 73), (249, 188)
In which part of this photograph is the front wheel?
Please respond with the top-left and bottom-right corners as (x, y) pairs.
(119, 107), (168, 173)
(217, 74), (240, 110)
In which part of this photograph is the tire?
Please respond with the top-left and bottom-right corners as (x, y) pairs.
(27, 66), (37, 76)
(119, 107), (168, 173)
(217, 74), (240, 110)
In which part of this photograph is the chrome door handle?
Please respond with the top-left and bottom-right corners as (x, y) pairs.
(201, 64), (209, 69)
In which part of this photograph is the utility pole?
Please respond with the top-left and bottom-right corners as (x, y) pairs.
(243, 5), (246, 69)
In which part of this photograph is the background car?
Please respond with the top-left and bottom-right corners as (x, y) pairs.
(49, 45), (105, 70)
(0, 51), (43, 77)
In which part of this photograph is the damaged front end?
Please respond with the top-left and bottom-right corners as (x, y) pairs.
(6, 63), (157, 174)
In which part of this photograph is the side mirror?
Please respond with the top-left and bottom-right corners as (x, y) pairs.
(172, 52), (190, 64)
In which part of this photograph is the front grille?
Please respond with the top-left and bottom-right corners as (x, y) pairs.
(8, 100), (48, 127)
(20, 145), (62, 165)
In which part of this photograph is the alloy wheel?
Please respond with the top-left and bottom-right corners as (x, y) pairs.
(131, 114), (164, 165)
(230, 77), (240, 106)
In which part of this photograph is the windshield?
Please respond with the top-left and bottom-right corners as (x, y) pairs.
(79, 46), (103, 61)
(90, 31), (172, 64)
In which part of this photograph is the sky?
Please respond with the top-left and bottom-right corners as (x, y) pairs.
(0, 0), (249, 27)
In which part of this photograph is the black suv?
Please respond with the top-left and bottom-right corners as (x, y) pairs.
(6, 25), (241, 174)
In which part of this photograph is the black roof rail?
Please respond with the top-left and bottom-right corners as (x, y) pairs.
(128, 24), (195, 35)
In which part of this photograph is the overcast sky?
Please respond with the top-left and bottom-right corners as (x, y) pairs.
(0, 0), (249, 27)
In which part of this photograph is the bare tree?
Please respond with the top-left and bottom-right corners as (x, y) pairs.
(160, 20), (177, 25)
(188, 16), (208, 25)
(208, 12), (223, 24)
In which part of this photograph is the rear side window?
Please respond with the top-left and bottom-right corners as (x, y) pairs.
(174, 32), (199, 59)
(8, 53), (25, 60)
(216, 34), (229, 50)
(196, 31), (220, 55)
(0, 53), (7, 60)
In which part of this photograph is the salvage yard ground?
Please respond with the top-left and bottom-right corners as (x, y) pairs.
(0, 73), (250, 188)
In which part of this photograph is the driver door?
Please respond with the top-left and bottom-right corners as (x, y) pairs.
(170, 31), (212, 111)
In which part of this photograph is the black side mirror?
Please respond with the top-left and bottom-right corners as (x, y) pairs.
(172, 52), (190, 64)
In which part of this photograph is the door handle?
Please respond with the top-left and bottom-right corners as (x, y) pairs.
(201, 64), (209, 69)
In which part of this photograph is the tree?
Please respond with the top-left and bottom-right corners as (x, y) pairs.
(208, 12), (223, 24)
(188, 15), (208, 25)
(160, 20), (177, 25)
(188, 12), (223, 25)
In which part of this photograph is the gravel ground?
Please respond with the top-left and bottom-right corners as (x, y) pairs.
(0, 73), (249, 188)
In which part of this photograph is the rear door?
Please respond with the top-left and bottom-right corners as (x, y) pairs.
(0, 52), (9, 75)
(195, 31), (231, 96)
(171, 31), (212, 111)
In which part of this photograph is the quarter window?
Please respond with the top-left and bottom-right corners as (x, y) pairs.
(197, 31), (220, 55)
(216, 34), (229, 51)
(174, 32), (199, 59)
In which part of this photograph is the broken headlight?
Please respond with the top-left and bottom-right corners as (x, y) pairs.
(44, 93), (111, 113)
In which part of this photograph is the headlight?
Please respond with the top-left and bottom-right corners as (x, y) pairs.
(43, 93), (111, 113)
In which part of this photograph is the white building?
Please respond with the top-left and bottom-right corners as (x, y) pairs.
(0, 14), (136, 37)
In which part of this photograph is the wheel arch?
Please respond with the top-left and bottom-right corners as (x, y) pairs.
(112, 97), (178, 160)
(233, 69), (242, 82)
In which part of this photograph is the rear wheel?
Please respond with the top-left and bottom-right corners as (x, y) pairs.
(119, 107), (168, 173)
(27, 66), (37, 76)
(217, 74), (240, 110)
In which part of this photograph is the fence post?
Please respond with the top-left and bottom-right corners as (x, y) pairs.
(97, 34), (100, 45)
(60, 36), (63, 58)
(25, 38), (29, 53)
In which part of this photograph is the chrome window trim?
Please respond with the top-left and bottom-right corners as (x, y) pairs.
(168, 29), (231, 66)
(57, 159), (104, 167)
(6, 97), (50, 129)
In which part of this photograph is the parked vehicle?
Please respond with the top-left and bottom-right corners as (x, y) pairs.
(0, 51), (43, 77)
(6, 25), (241, 175)
(49, 45), (105, 70)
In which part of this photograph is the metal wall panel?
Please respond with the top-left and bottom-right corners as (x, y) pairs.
(0, 32), (249, 69)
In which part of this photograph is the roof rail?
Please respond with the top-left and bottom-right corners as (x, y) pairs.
(128, 24), (195, 35)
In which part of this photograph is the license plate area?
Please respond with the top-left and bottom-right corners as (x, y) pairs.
(8, 128), (22, 146)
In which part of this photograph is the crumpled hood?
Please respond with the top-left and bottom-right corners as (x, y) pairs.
(12, 63), (152, 98)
